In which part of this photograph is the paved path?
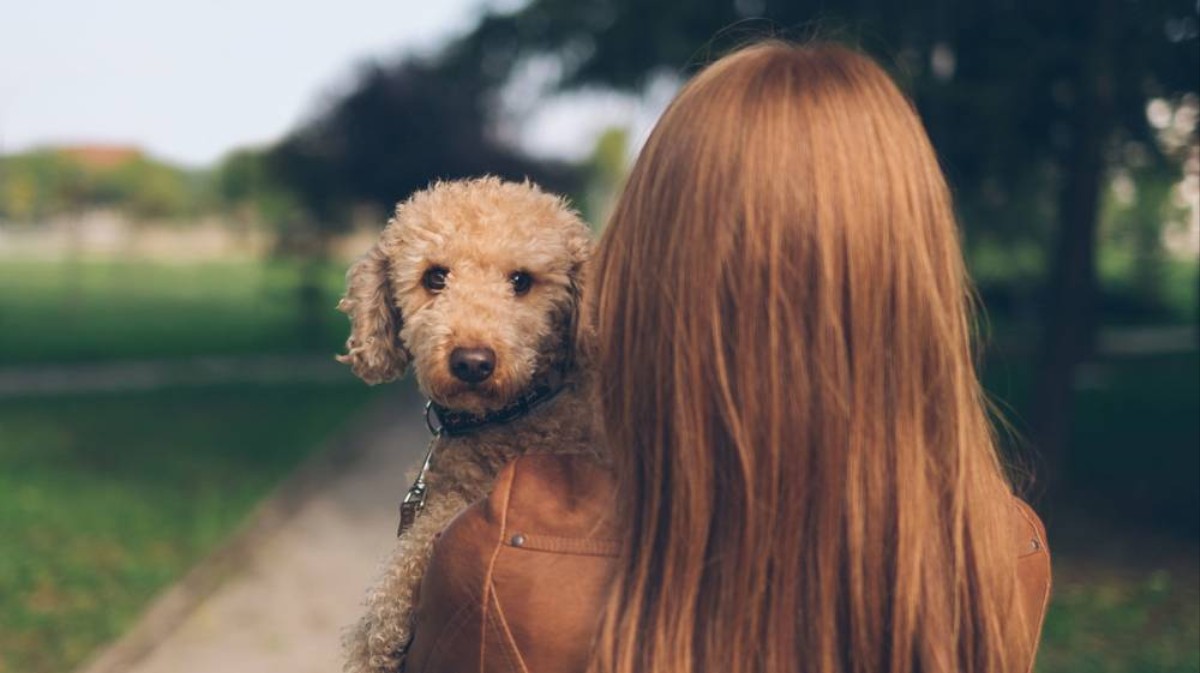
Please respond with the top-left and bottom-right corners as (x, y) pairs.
(77, 384), (431, 673)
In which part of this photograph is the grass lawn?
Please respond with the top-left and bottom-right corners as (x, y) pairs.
(0, 259), (350, 365)
(1038, 546), (1200, 673)
(985, 350), (1200, 673)
(0, 382), (379, 673)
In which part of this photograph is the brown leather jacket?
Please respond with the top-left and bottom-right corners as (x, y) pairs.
(405, 455), (1051, 673)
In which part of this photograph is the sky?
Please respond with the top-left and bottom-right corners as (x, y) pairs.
(0, 0), (644, 167)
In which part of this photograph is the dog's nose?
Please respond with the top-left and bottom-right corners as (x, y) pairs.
(449, 347), (496, 383)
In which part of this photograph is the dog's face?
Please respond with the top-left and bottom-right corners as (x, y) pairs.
(337, 178), (592, 415)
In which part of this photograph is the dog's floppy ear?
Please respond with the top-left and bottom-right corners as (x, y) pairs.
(564, 240), (597, 371)
(336, 244), (410, 384)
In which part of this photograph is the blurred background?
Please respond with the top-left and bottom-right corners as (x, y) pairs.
(1, 1), (1196, 672)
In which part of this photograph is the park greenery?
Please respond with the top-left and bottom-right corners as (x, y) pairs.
(4, 1), (1195, 471)
(0, 2), (1196, 672)
(0, 260), (375, 673)
(0, 380), (378, 673)
(3, 0), (1195, 512)
(0, 149), (209, 222)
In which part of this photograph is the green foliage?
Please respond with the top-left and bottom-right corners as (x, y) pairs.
(1101, 164), (1194, 304)
(1068, 352), (1200, 531)
(102, 157), (204, 219)
(0, 150), (210, 222)
(581, 126), (629, 226)
(267, 57), (580, 230)
(0, 382), (378, 673)
(0, 150), (88, 221)
(0, 144), (310, 228)
(457, 0), (1199, 300)
(213, 147), (300, 226)
(984, 350), (1200, 533)
(456, 0), (1195, 470)
(1038, 567), (1200, 673)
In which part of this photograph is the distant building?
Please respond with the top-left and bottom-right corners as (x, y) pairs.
(57, 144), (143, 169)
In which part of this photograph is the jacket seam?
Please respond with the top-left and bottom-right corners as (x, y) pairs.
(479, 460), (518, 673)
(1013, 498), (1052, 673)
(506, 532), (620, 557)
(487, 577), (530, 673)
(411, 601), (474, 671)
(1027, 554), (1052, 673)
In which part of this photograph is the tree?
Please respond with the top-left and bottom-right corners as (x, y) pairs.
(0, 150), (89, 222)
(0, 149), (204, 222)
(264, 55), (579, 345)
(449, 0), (1199, 490)
(269, 57), (578, 220)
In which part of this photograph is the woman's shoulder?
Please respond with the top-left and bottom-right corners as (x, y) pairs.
(1008, 494), (1052, 672)
(1010, 496), (1049, 554)
(483, 453), (618, 546)
(408, 453), (618, 672)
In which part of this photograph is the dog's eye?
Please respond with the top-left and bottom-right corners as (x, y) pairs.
(509, 271), (533, 296)
(422, 266), (448, 293)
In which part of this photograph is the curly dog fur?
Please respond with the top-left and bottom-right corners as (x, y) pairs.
(337, 177), (603, 673)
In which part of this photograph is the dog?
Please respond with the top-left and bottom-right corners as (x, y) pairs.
(338, 177), (603, 673)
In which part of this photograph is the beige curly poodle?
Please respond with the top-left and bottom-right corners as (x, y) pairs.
(337, 177), (604, 673)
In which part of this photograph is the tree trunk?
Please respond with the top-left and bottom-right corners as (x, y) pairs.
(1031, 0), (1117, 505)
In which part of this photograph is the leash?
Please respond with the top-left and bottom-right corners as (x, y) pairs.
(397, 403), (439, 536)
(396, 380), (567, 537)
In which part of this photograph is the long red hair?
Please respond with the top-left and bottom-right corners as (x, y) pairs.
(591, 42), (1028, 673)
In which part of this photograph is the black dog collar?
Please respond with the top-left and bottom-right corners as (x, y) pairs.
(425, 375), (567, 437)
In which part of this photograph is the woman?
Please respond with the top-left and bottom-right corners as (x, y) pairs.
(404, 41), (1050, 673)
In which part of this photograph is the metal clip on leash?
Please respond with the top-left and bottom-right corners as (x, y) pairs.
(397, 401), (441, 537)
